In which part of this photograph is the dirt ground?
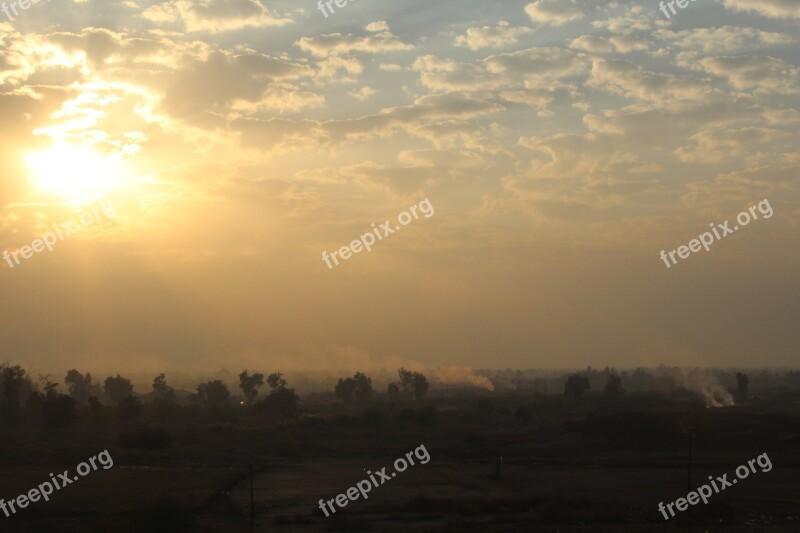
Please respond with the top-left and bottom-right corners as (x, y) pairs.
(1, 394), (799, 532)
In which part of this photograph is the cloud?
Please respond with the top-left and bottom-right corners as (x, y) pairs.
(698, 55), (800, 94)
(674, 127), (791, 164)
(588, 59), (715, 104)
(412, 55), (504, 92)
(321, 93), (504, 144)
(365, 21), (391, 33)
(349, 86), (376, 101)
(159, 50), (314, 121)
(525, 0), (584, 26)
(655, 26), (794, 54)
(569, 35), (616, 54)
(142, 0), (293, 33)
(454, 21), (533, 51)
(722, 0), (800, 20)
(295, 28), (414, 58)
(484, 46), (588, 80)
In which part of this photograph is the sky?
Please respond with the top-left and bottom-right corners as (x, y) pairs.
(0, 0), (798, 376)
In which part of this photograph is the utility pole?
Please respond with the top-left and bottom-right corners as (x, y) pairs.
(250, 459), (255, 527)
(687, 431), (693, 492)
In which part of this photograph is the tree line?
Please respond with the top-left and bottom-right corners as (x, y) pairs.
(0, 364), (432, 429)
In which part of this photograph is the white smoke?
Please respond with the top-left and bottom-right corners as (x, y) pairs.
(668, 368), (734, 407)
(429, 366), (494, 391)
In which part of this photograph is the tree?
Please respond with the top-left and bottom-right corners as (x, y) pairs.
(267, 373), (287, 391)
(335, 372), (373, 402)
(387, 382), (400, 396)
(152, 373), (175, 400)
(259, 374), (299, 419)
(604, 374), (624, 398)
(151, 374), (177, 422)
(263, 387), (299, 419)
(87, 396), (110, 426)
(104, 375), (133, 404)
(239, 370), (265, 405)
(396, 368), (429, 400)
(38, 381), (77, 428)
(564, 373), (590, 399)
(736, 372), (749, 400)
(118, 395), (143, 424)
(0, 365), (31, 426)
(65, 370), (96, 404)
(196, 380), (230, 409)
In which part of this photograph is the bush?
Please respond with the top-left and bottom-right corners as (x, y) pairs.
(257, 387), (300, 420)
(119, 426), (172, 450)
(117, 395), (143, 425)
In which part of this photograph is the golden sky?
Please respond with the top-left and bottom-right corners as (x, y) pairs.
(1, 0), (798, 374)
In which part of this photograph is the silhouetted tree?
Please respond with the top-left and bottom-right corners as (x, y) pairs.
(152, 373), (175, 400)
(87, 396), (110, 426)
(387, 382), (400, 396)
(736, 372), (749, 400)
(258, 374), (299, 419)
(0, 364), (31, 426)
(604, 374), (624, 397)
(151, 373), (177, 422)
(239, 370), (265, 405)
(335, 372), (373, 402)
(37, 381), (77, 428)
(396, 368), (429, 400)
(263, 387), (299, 419)
(196, 380), (230, 409)
(118, 394), (143, 424)
(104, 375), (133, 404)
(64, 370), (96, 404)
(266, 373), (287, 391)
(564, 373), (590, 399)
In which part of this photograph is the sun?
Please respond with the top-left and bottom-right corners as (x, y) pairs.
(26, 143), (123, 202)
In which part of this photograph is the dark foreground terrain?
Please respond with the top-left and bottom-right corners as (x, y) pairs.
(1, 391), (799, 532)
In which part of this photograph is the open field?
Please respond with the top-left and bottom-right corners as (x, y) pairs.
(2, 391), (799, 532)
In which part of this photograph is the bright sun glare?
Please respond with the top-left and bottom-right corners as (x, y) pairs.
(26, 143), (122, 202)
